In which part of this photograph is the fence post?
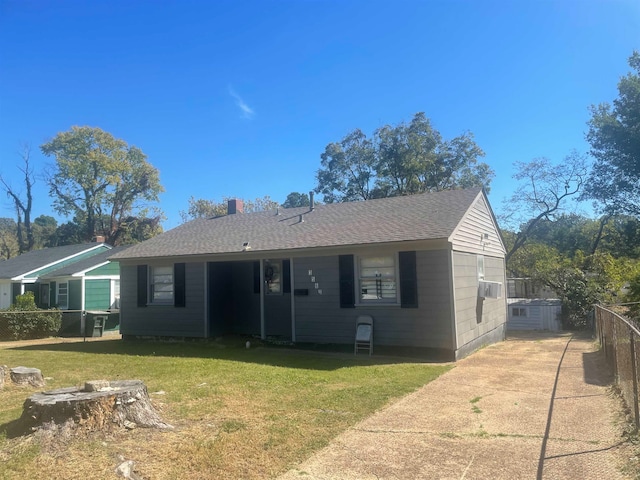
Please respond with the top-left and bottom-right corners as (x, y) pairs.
(630, 328), (640, 432)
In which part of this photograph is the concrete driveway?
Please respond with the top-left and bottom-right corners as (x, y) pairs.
(279, 332), (633, 480)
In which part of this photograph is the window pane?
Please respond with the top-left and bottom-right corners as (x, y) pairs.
(359, 255), (397, 302)
(151, 266), (174, 303)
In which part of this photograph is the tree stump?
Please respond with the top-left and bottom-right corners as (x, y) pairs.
(0, 365), (6, 389)
(10, 366), (45, 387)
(18, 379), (173, 436)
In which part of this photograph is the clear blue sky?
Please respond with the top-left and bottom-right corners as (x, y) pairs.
(1, 0), (638, 230)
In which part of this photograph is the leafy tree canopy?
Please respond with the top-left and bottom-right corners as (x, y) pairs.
(583, 51), (640, 216)
(282, 192), (311, 208)
(41, 126), (164, 245)
(315, 112), (493, 203)
(180, 195), (279, 223)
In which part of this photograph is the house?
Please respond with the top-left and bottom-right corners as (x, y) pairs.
(0, 242), (111, 310)
(39, 245), (127, 334)
(507, 298), (562, 332)
(110, 188), (508, 360)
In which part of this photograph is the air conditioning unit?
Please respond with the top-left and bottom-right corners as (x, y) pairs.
(478, 280), (502, 299)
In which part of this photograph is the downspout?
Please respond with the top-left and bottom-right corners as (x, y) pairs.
(204, 262), (209, 338)
(260, 259), (265, 340)
(290, 257), (296, 342)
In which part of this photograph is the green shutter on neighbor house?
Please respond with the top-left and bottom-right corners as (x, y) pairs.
(174, 263), (186, 308)
(69, 280), (82, 310)
(399, 251), (418, 308)
(137, 265), (148, 307)
(339, 255), (355, 308)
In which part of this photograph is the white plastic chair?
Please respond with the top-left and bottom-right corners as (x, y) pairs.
(354, 315), (373, 355)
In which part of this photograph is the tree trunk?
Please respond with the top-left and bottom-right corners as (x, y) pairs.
(18, 379), (172, 436)
(10, 366), (45, 387)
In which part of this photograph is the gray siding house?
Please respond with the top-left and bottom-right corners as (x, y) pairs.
(111, 188), (507, 360)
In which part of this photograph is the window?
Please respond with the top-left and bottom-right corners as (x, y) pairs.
(57, 282), (68, 309)
(150, 266), (174, 303)
(512, 307), (527, 317)
(112, 280), (121, 309)
(358, 255), (397, 303)
(264, 260), (282, 294)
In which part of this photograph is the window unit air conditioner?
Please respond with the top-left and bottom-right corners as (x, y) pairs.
(478, 280), (502, 299)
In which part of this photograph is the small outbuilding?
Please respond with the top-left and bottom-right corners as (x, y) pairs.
(110, 188), (508, 360)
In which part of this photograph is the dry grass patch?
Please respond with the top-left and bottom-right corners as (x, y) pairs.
(0, 337), (450, 479)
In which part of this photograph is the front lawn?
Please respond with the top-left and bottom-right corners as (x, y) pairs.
(0, 337), (450, 479)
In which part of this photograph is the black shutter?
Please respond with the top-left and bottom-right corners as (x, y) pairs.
(399, 251), (418, 308)
(253, 261), (261, 294)
(339, 254), (355, 308)
(137, 265), (148, 307)
(282, 259), (291, 293)
(174, 263), (186, 307)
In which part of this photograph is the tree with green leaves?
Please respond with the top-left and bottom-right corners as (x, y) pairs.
(41, 126), (164, 245)
(583, 51), (640, 217)
(0, 217), (19, 259)
(180, 195), (279, 222)
(500, 152), (589, 263)
(315, 113), (493, 203)
(282, 192), (310, 208)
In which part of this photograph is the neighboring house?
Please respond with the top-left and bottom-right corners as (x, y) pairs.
(507, 298), (562, 332)
(0, 243), (111, 310)
(111, 188), (508, 360)
(507, 278), (557, 299)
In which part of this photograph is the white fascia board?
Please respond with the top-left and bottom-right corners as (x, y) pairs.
(71, 261), (112, 277)
(14, 244), (111, 281)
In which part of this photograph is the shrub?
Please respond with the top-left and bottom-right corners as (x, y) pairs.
(0, 292), (62, 340)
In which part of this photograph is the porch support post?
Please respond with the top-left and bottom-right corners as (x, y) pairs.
(290, 257), (296, 342)
(260, 259), (265, 340)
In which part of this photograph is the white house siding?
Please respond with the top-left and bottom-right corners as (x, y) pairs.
(292, 249), (454, 350)
(452, 252), (507, 359)
(507, 298), (562, 331)
(450, 194), (505, 257)
(120, 262), (206, 337)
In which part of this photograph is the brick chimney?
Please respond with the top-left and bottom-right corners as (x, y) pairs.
(94, 235), (106, 243)
(227, 199), (244, 215)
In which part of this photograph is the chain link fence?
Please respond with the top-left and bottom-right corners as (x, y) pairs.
(595, 304), (640, 431)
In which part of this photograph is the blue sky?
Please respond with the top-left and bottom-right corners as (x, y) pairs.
(0, 0), (638, 230)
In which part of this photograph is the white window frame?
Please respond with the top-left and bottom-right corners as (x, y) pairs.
(111, 279), (121, 310)
(356, 253), (399, 305)
(150, 265), (174, 304)
(57, 282), (68, 310)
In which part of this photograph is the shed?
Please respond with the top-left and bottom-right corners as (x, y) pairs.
(507, 298), (562, 331)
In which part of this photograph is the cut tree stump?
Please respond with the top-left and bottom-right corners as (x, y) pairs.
(10, 366), (45, 387)
(18, 379), (173, 436)
(0, 365), (6, 389)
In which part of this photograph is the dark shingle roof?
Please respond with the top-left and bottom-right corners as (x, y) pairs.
(111, 188), (483, 260)
(0, 243), (107, 279)
(40, 245), (129, 278)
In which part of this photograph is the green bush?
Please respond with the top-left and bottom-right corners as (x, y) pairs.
(0, 292), (62, 340)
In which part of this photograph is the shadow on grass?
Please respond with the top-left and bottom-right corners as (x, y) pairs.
(2, 337), (450, 371)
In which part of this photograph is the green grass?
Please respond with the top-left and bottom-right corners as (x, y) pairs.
(0, 337), (450, 479)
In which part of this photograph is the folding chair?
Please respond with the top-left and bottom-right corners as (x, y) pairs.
(354, 315), (373, 355)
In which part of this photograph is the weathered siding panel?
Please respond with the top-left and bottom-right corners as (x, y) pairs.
(85, 279), (111, 310)
(451, 195), (505, 256)
(293, 250), (453, 349)
(453, 252), (506, 357)
(120, 262), (206, 337)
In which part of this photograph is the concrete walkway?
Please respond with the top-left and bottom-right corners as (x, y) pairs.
(279, 332), (633, 480)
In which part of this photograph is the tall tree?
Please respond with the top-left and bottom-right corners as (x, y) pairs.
(501, 152), (589, 263)
(32, 215), (58, 249)
(0, 217), (19, 260)
(315, 113), (492, 203)
(0, 145), (35, 253)
(583, 51), (640, 216)
(180, 195), (279, 222)
(315, 129), (376, 203)
(282, 192), (310, 208)
(41, 126), (164, 245)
